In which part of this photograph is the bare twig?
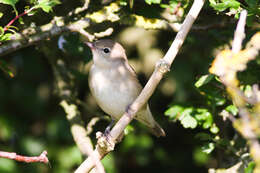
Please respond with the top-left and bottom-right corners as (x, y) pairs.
(74, 0), (205, 172)
(3, 7), (36, 32)
(232, 10), (247, 53)
(0, 150), (48, 164)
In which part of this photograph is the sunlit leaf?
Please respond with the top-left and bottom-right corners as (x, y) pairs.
(0, 0), (18, 6)
(145, 0), (161, 5)
(210, 123), (219, 134)
(179, 108), (198, 129)
(0, 33), (13, 42)
(35, 0), (61, 13)
(201, 142), (215, 154)
(195, 74), (214, 88)
(225, 105), (238, 115)
(165, 105), (184, 120)
(210, 0), (240, 12)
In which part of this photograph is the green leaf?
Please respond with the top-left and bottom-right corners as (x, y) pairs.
(245, 162), (256, 173)
(210, 123), (219, 134)
(225, 105), (238, 115)
(194, 108), (213, 129)
(145, 0), (161, 5)
(35, 0), (61, 13)
(210, 0), (240, 12)
(201, 142), (215, 154)
(0, 0), (18, 6)
(245, 0), (258, 8)
(165, 105), (184, 120)
(0, 0), (18, 15)
(179, 108), (198, 129)
(0, 60), (15, 78)
(0, 12), (3, 18)
(0, 33), (13, 42)
(119, 0), (127, 6)
(195, 74), (214, 88)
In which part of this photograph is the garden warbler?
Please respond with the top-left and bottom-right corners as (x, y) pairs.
(87, 39), (165, 137)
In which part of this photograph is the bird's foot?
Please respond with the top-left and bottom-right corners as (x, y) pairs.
(96, 121), (116, 152)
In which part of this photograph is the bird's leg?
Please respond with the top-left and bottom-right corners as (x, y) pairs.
(95, 118), (116, 152)
(104, 118), (115, 136)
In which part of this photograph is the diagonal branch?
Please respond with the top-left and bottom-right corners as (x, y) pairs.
(74, 0), (205, 172)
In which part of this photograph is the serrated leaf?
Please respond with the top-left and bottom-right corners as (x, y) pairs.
(179, 108), (198, 129)
(201, 142), (215, 154)
(165, 105), (184, 120)
(225, 105), (238, 115)
(0, 60), (14, 78)
(195, 74), (214, 88)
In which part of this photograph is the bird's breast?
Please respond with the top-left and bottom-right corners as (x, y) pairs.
(89, 65), (141, 119)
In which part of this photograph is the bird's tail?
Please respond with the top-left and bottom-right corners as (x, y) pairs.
(135, 105), (165, 137)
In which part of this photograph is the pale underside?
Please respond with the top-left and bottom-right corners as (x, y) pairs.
(89, 61), (156, 127)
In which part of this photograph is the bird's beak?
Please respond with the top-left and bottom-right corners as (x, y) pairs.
(85, 42), (95, 50)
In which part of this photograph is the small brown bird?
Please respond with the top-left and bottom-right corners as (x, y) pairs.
(87, 39), (165, 137)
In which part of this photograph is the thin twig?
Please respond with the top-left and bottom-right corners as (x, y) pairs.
(3, 7), (36, 32)
(74, 0), (205, 172)
(0, 150), (49, 164)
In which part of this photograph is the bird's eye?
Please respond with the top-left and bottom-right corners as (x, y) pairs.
(103, 48), (110, 54)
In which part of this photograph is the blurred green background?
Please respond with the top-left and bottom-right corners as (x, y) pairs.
(0, 0), (259, 173)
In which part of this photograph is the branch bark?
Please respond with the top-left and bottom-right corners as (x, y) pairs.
(75, 0), (205, 172)
(0, 150), (48, 164)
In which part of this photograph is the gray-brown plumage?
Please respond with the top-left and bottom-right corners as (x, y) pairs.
(87, 39), (165, 137)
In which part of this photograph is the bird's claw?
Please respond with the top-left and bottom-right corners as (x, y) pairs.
(96, 131), (115, 152)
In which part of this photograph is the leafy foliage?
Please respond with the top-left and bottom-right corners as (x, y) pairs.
(34, 0), (61, 13)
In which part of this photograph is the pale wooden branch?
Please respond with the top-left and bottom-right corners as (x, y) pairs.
(0, 150), (48, 164)
(74, 0), (206, 172)
(232, 10), (247, 53)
